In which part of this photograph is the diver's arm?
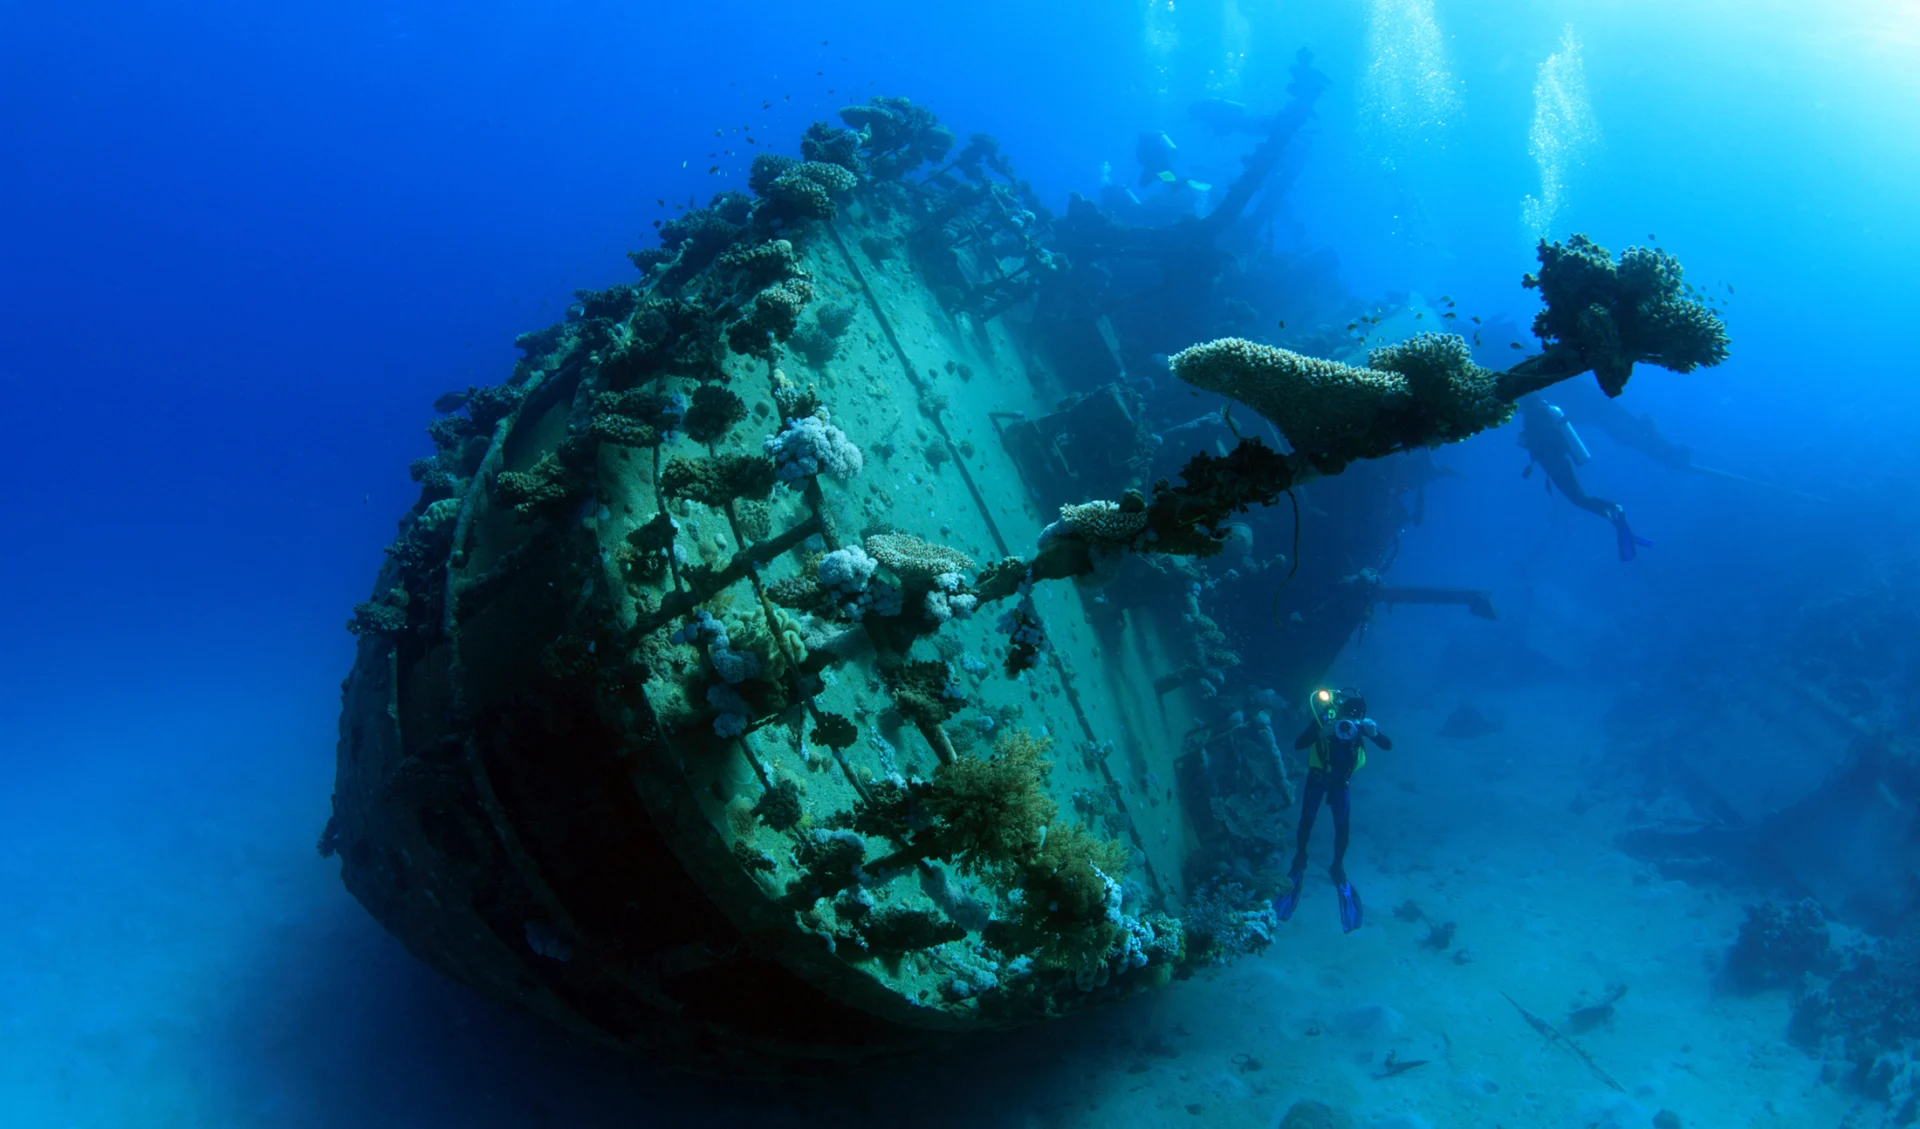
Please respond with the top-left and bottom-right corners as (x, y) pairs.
(1369, 732), (1393, 751)
(1294, 722), (1319, 750)
(1359, 719), (1392, 751)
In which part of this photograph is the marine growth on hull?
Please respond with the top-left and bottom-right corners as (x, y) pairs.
(324, 78), (1728, 1068)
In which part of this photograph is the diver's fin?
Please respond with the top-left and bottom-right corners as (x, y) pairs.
(1274, 867), (1306, 922)
(1156, 169), (1178, 183)
(1612, 511), (1648, 561)
(1336, 879), (1363, 933)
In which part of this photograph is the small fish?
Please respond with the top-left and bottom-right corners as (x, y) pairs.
(433, 389), (469, 413)
(1276, 320), (1285, 329)
(1727, 283), (1735, 294)
(1415, 312), (1424, 319)
(1441, 294), (1452, 303)
(714, 129), (722, 137)
(1509, 342), (1523, 350)
(1472, 334), (1481, 345)
(708, 165), (719, 174)
(746, 137), (756, 144)
(1648, 232), (1657, 240)
(680, 160), (687, 167)
(1471, 315), (1481, 324)
(761, 101), (770, 109)
(652, 219), (662, 228)
(821, 39), (828, 44)
(783, 94), (790, 102)
(1443, 311), (1456, 319)
(816, 70), (823, 75)
(1346, 322), (1358, 331)
(656, 198), (665, 207)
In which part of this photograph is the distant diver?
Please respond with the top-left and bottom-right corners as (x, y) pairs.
(1275, 688), (1391, 933)
(1133, 130), (1210, 192)
(1135, 130), (1178, 185)
(1517, 394), (1651, 562)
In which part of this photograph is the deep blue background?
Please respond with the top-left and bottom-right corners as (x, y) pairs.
(2, 0), (1912, 714)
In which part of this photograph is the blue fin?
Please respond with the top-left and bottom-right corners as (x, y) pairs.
(1274, 870), (1306, 922)
(1336, 880), (1363, 933)
(1613, 514), (1649, 561)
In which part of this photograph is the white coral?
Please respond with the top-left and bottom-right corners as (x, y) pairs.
(764, 409), (864, 483)
(923, 571), (977, 622)
(818, 545), (884, 619)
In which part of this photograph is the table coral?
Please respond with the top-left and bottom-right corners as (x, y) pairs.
(1170, 332), (1512, 474)
(1170, 337), (1405, 470)
(1059, 499), (1149, 543)
(864, 532), (976, 583)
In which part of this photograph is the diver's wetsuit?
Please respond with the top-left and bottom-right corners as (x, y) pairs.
(1519, 397), (1617, 521)
(1519, 396), (1648, 561)
(1290, 720), (1391, 878)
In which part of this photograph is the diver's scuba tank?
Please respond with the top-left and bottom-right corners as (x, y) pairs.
(1544, 402), (1592, 466)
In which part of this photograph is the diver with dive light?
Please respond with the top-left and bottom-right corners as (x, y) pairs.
(1275, 687), (1391, 933)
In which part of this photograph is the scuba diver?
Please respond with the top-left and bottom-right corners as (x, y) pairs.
(1275, 688), (1391, 933)
(1518, 395), (1652, 562)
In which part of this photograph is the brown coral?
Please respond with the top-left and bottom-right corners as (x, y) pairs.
(1170, 333), (1513, 473)
(727, 279), (816, 357)
(925, 729), (1057, 876)
(492, 445), (587, 520)
(658, 454), (777, 507)
(716, 238), (804, 286)
(1170, 337), (1406, 470)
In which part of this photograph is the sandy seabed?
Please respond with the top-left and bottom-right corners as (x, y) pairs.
(0, 670), (1879, 1129)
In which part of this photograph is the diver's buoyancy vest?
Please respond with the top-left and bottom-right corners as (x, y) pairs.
(1309, 729), (1366, 780)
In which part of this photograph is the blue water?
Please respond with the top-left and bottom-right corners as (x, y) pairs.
(3, 1), (1915, 1125)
